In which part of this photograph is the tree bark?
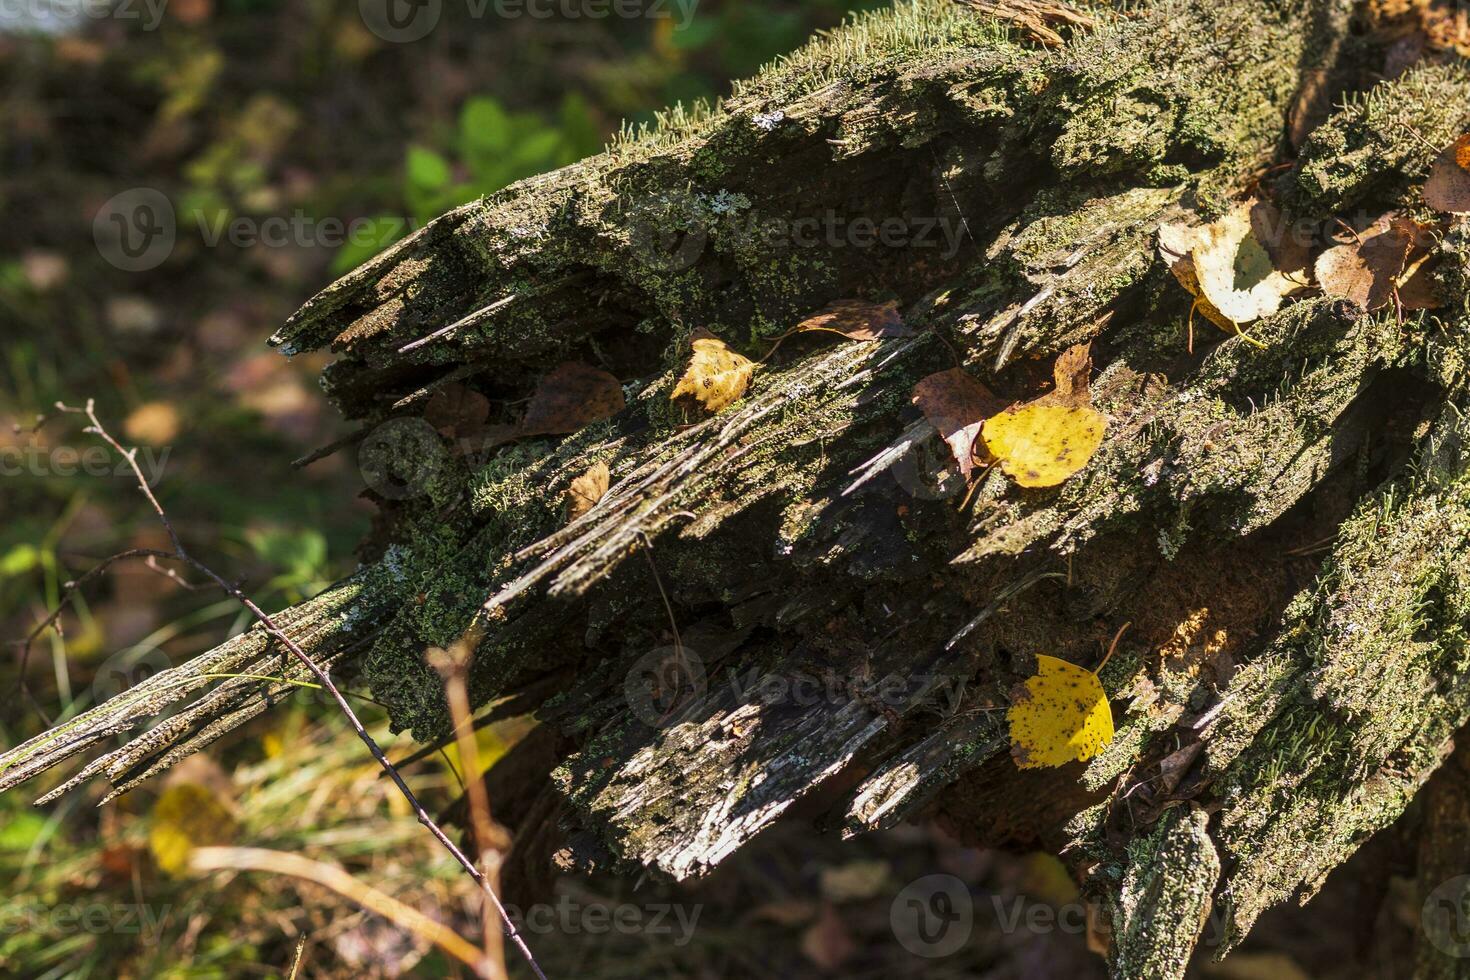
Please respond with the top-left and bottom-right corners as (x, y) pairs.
(5, 1), (1470, 976)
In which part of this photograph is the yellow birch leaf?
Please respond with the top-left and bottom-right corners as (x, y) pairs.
(1007, 655), (1114, 769)
(149, 783), (235, 875)
(982, 404), (1105, 488)
(671, 329), (756, 413)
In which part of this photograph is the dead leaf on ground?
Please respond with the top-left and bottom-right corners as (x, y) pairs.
(911, 368), (1006, 480)
(124, 401), (182, 446)
(520, 362), (626, 436)
(795, 299), (911, 341)
(566, 461), (610, 521)
(1425, 134), (1470, 215)
(149, 782), (235, 876)
(800, 904), (857, 971)
(1007, 654), (1114, 769)
(981, 342), (1106, 488)
(671, 329), (756, 413)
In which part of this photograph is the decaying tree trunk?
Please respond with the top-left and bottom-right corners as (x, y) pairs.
(6, 1), (1470, 975)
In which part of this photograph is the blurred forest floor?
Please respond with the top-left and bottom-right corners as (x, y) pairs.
(0, 2), (1435, 977)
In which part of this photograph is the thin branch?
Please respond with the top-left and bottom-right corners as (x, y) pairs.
(41, 400), (547, 980)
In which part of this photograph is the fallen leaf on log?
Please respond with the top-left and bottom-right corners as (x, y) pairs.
(795, 299), (910, 340)
(981, 342), (1105, 488)
(566, 461), (610, 521)
(1314, 213), (1418, 312)
(1190, 200), (1304, 324)
(1008, 654), (1114, 769)
(1425, 134), (1470, 215)
(424, 383), (491, 440)
(520, 361), (626, 436)
(911, 368), (1006, 479)
(672, 328), (756, 413)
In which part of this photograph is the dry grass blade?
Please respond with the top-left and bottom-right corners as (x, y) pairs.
(190, 846), (491, 976)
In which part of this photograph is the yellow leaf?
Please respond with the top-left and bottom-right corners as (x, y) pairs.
(149, 783), (235, 875)
(1158, 199), (1305, 330)
(982, 404), (1105, 488)
(123, 401), (182, 446)
(671, 329), (755, 413)
(1007, 655), (1113, 769)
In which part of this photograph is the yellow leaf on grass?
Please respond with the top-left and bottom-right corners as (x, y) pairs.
(1007, 655), (1114, 769)
(149, 783), (235, 875)
(671, 329), (756, 413)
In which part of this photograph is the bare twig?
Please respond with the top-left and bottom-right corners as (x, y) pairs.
(38, 400), (546, 980)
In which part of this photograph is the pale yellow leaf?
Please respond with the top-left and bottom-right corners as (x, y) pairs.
(671, 329), (756, 413)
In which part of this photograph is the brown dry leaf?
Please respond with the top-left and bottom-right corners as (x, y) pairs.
(800, 904), (857, 971)
(795, 299), (910, 341)
(424, 383), (491, 440)
(566, 462), (610, 521)
(1425, 134), (1470, 215)
(911, 368), (1006, 480)
(671, 329), (756, 413)
(1314, 214), (1417, 311)
(520, 362), (626, 436)
(1399, 253), (1446, 310)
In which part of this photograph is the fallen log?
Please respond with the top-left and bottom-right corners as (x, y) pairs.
(5, 1), (1470, 975)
